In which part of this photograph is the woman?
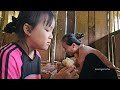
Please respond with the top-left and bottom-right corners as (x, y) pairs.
(61, 33), (118, 79)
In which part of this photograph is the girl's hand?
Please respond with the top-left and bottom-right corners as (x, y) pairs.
(53, 66), (79, 79)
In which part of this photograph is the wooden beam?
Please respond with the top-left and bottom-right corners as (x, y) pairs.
(55, 11), (66, 62)
(88, 11), (95, 47)
(50, 11), (58, 64)
(67, 11), (75, 33)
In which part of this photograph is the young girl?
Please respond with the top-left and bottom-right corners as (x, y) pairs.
(0, 11), (79, 79)
(61, 33), (118, 79)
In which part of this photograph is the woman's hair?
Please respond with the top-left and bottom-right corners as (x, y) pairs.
(3, 11), (55, 41)
(62, 33), (84, 45)
(4, 16), (17, 33)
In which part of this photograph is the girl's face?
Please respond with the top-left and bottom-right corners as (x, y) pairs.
(28, 16), (55, 50)
(62, 42), (77, 56)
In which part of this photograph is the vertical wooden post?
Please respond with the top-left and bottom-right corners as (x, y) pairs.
(0, 11), (3, 47)
(0, 11), (9, 46)
(67, 11), (75, 33)
(88, 11), (95, 47)
(1, 11), (9, 31)
(0, 11), (2, 30)
(55, 11), (66, 61)
(107, 11), (111, 61)
(113, 11), (116, 32)
(117, 11), (119, 30)
(50, 11), (58, 64)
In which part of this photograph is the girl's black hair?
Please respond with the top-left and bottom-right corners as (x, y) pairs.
(62, 33), (84, 45)
(3, 11), (55, 41)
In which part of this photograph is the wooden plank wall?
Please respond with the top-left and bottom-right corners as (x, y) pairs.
(114, 33), (120, 67)
(95, 11), (108, 56)
(76, 11), (89, 45)
(0, 11), (112, 62)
